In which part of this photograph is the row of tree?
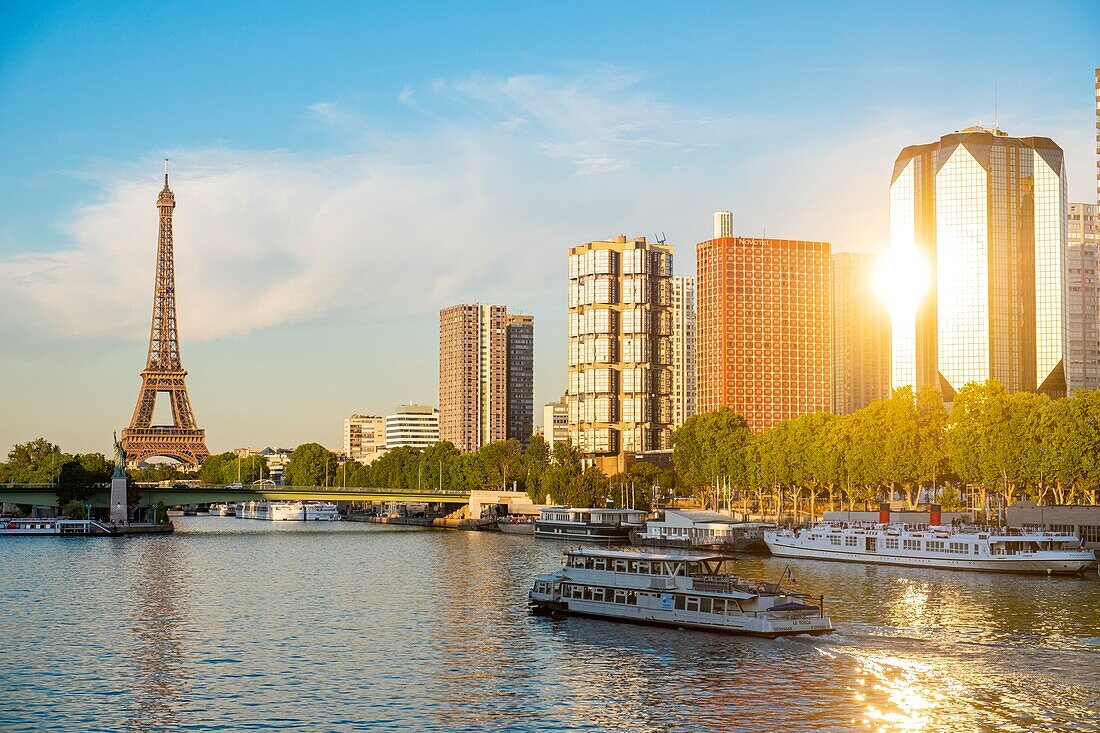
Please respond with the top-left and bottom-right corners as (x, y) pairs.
(671, 380), (1100, 515)
(6, 378), (1097, 516)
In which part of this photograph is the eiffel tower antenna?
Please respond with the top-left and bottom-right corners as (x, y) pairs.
(121, 163), (210, 467)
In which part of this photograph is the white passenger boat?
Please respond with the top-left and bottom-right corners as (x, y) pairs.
(631, 510), (773, 553)
(529, 548), (833, 638)
(534, 507), (647, 542)
(236, 501), (305, 521)
(0, 518), (117, 536)
(305, 502), (340, 521)
(207, 503), (236, 516)
(765, 522), (1096, 575)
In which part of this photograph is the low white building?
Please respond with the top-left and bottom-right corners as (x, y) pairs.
(385, 403), (440, 450)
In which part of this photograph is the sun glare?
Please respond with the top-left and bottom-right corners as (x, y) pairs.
(875, 246), (929, 317)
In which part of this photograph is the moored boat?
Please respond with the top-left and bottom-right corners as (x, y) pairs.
(236, 501), (305, 521)
(631, 510), (773, 554)
(765, 522), (1095, 575)
(207, 503), (236, 516)
(497, 516), (536, 535)
(305, 502), (340, 521)
(529, 547), (833, 637)
(534, 507), (646, 543)
(0, 518), (118, 536)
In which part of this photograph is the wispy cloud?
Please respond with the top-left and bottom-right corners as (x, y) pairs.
(0, 66), (911, 347)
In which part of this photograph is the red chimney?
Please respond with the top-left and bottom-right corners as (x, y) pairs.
(930, 503), (942, 527)
(879, 502), (890, 524)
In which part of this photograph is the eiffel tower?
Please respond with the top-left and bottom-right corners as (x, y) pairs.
(121, 161), (210, 467)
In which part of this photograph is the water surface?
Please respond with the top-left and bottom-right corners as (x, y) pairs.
(1, 517), (1097, 731)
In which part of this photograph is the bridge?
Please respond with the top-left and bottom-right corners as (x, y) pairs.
(0, 484), (472, 509)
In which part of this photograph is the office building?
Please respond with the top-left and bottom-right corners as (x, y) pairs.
(669, 275), (697, 427)
(439, 303), (508, 453)
(1067, 205), (1100, 393)
(889, 126), (1067, 399)
(385, 403), (441, 450)
(567, 235), (674, 474)
(832, 253), (891, 414)
(506, 314), (534, 446)
(542, 397), (569, 447)
(713, 211), (734, 239)
(343, 414), (386, 463)
(696, 237), (832, 431)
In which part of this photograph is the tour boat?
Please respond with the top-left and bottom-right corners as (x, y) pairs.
(207, 503), (236, 516)
(497, 516), (536, 535)
(0, 518), (117, 536)
(305, 502), (340, 521)
(236, 501), (306, 521)
(529, 547), (833, 638)
(534, 507), (647, 543)
(764, 522), (1096, 575)
(631, 510), (773, 553)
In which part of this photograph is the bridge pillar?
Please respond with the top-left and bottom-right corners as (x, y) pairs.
(110, 476), (128, 525)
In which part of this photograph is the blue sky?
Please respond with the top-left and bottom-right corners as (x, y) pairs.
(1, 1), (1097, 455)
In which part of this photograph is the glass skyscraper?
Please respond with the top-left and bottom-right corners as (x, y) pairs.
(889, 126), (1068, 399)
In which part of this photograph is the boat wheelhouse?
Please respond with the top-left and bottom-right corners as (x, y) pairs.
(631, 510), (773, 553)
(765, 522), (1095, 575)
(529, 547), (833, 638)
(534, 507), (647, 543)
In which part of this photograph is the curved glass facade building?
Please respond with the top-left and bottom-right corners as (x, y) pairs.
(889, 126), (1068, 399)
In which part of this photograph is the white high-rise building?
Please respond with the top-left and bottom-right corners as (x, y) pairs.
(713, 211), (734, 239)
(385, 404), (441, 450)
(1066, 203), (1100, 393)
(541, 397), (569, 447)
(670, 275), (696, 428)
(343, 414), (386, 463)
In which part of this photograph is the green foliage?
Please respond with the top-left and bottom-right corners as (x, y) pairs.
(199, 452), (269, 485)
(284, 443), (339, 487)
(672, 408), (753, 489)
(61, 499), (87, 519)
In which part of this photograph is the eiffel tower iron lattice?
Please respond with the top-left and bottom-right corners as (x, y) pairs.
(121, 161), (210, 466)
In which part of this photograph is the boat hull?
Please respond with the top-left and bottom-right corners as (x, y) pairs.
(497, 522), (535, 535)
(534, 521), (634, 542)
(529, 598), (833, 638)
(765, 538), (1093, 575)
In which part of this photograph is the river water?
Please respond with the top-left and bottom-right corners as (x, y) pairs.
(1, 517), (1097, 732)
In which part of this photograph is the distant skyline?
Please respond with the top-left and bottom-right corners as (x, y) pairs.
(0, 1), (1097, 454)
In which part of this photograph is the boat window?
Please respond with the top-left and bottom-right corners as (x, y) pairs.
(614, 590), (627, 604)
(844, 536), (858, 547)
(613, 560), (627, 572)
(674, 595), (686, 610)
(627, 591), (637, 605)
(699, 598), (712, 614)
(829, 536), (841, 546)
(713, 599), (726, 615)
(686, 596), (700, 612)
(627, 561), (638, 573)
(592, 588), (605, 602)
(592, 559), (607, 570)
(637, 561), (651, 574)
(904, 539), (920, 551)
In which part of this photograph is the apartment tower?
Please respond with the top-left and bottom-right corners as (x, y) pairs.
(567, 235), (674, 474)
(889, 126), (1068, 399)
(713, 211), (734, 239)
(506, 314), (535, 446)
(439, 304), (507, 453)
(1066, 70), (1100, 392)
(670, 275), (697, 428)
(343, 414), (386, 463)
(696, 237), (832, 431)
(832, 253), (891, 414)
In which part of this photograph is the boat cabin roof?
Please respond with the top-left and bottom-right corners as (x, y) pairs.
(565, 547), (726, 563)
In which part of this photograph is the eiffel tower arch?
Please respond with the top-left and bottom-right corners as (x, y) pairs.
(121, 161), (210, 467)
